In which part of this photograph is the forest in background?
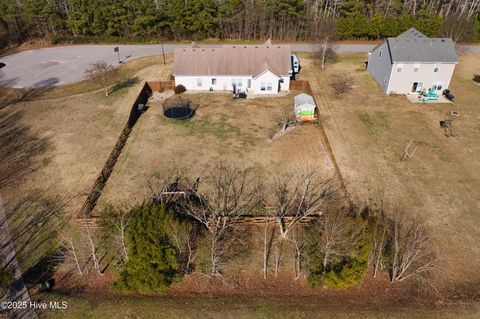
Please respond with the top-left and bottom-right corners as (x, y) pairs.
(1, 0), (480, 51)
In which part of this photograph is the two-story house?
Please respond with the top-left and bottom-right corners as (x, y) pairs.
(367, 28), (458, 95)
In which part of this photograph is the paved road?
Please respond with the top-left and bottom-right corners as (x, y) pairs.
(0, 43), (478, 88)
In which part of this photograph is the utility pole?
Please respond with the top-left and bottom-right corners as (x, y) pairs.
(162, 42), (166, 65)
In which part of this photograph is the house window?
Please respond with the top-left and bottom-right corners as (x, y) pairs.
(413, 63), (420, 72)
(378, 51), (382, 58)
(211, 78), (216, 85)
(231, 78), (243, 88)
(431, 82), (444, 91)
(434, 64), (440, 73)
(396, 63), (404, 72)
(197, 78), (202, 87)
(261, 82), (272, 91)
(247, 79), (251, 88)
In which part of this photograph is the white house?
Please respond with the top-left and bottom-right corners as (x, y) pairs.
(367, 28), (458, 95)
(173, 45), (292, 95)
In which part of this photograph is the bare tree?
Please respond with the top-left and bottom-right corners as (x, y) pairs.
(270, 164), (338, 239)
(308, 207), (368, 275)
(314, 19), (337, 69)
(387, 206), (439, 283)
(259, 219), (276, 279)
(183, 162), (263, 276)
(368, 198), (389, 278)
(84, 60), (118, 96)
(290, 227), (306, 279)
(58, 229), (84, 276)
(275, 102), (297, 132)
(330, 74), (353, 95)
(83, 218), (101, 274)
(99, 204), (131, 262)
(165, 217), (199, 275)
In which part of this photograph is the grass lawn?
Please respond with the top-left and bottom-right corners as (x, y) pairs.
(0, 54), (173, 212)
(99, 92), (332, 207)
(298, 52), (480, 286)
(43, 294), (480, 319)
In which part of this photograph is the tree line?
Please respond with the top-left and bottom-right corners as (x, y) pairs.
(1, 0), (480, 52)
(0, 162), (440, 295)
(48, 162), (438, 293)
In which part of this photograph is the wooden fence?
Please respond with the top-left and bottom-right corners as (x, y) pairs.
(77, 81), (172, 220)
(77, 79), (347, 224)
(290, 80), (348, 195)
(76, 214), (317, 229)
(147, 80), (175, 92)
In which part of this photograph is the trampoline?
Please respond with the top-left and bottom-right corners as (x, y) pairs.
(162, 96), (198, 120)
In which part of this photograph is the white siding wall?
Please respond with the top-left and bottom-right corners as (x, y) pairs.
(175, 71), (289, 95)
(387, 63), (456, 94)
(252, 71), (281, 94)
(280, 76), (290, 91)
(175, 75), (252, 92)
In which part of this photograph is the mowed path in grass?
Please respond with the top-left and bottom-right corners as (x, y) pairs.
(299, 52), (480, 286)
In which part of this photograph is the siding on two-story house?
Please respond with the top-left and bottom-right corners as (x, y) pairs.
(173, 45), (292, 95)
(367, 28), (458, 95)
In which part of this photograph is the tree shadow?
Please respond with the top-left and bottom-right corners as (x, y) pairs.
(16, 77), (59, 102)
(110, 76), (139, 95)
(0, 77), (18, 88)
(0, 110), (49, 190)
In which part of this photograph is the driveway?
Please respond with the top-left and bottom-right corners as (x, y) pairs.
(0, 43), (478, 88)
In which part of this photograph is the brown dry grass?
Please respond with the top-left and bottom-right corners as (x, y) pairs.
(0, 54), (173, 212)
(298, 52), (480, 287)
(99, 92), (332, 206)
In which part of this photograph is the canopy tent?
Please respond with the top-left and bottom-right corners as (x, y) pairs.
(294, 93), (316, 121)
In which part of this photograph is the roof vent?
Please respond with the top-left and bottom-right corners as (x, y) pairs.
(441, 39), (445, 42)
(233, 45), (236, 48)
(266, 46), (269, 48)
(244, 46), (247, 48)
(255, 46), (258, 48)
(202, 49), (205, 51)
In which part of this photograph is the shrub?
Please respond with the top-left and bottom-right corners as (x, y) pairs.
(473, 74), (480, 83)
(114, 203), (180, 293)
(330, 74), (353, 95)
(174, 84), (186, 94)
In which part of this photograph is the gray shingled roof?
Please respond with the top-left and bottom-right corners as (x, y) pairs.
(173, 45), (291, 77)
(386, 28), (457, 63)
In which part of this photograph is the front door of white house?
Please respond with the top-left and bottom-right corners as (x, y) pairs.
(411, 82), (423, 93)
